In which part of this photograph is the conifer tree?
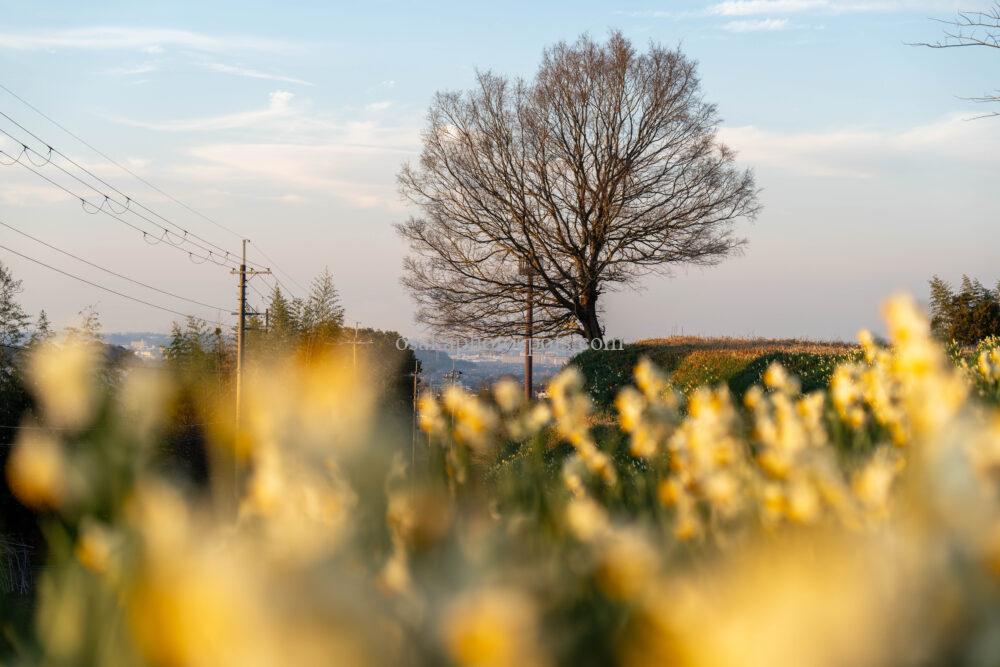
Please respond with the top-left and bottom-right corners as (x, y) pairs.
(928, 275), (1000, 344)
(0, 261), (28, 353)
(302, 267), (345, 346)
(265, 286), (299, 353)
(28, 310), (53, 347)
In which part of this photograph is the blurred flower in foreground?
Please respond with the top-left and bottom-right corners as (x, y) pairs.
(6, 430), (68, 510)
(28, 338), (101, 430)
(623, 532), (924, 667)
(441, 586), (548, 667)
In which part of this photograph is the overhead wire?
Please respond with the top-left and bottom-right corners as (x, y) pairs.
(0, 83), (307, 288)
(248, 240), (306, 297)
(0, 127), (244, 265)
(0, 81), (245, 241)
(0, 82), (313, 328)
(0, 148), (239, 268)
(0, 220), (229, 312)
(0, 115), (280, 270)
(0, 241), (228, 327)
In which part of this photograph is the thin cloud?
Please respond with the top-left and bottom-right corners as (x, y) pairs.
(178, 142), (413, 209)
(723, 18), (790, 31)
(110, 90), (297, 132)
(105, 61), (160, 77)
(0, 26), (295, 53)
(365, 101), (393, 112)
(203, 62), (315, 87)
(719, 113), (1000, 178)
(365, 80), (397, 94)
(707, 0), (958, 15)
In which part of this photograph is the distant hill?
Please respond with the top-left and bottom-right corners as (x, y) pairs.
(103, 332), (172, 347)
(570, 336), (859, 412)
(414, 347), (565, 393)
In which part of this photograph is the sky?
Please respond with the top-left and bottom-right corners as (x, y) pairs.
(0, 0), (997, 342)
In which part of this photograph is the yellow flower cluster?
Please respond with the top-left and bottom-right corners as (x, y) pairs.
(615, 358), (681, 459)
(440, 586), (548, 667)
(548, 368), (616, 486)
(658, 385), (746, 539)
(831, 297), (968, 448)
(9, 293), (1000, 667)
(977, 344), (1000, 384)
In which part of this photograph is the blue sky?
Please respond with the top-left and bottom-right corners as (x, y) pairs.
(0, 0), (997, 340)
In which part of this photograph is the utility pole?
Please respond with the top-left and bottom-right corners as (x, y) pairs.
(518, 258), (535, 401)
(406, 362), (421, 470)
(443, 361), (463, 388)
(232, 239), (271, 432)
(338, 321), (373, 372)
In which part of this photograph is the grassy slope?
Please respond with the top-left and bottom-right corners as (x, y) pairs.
(570, 336), (859, 412)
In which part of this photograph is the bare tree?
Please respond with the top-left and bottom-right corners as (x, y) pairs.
(915, 3), (1000, 117)
(397, 32), (759, 343)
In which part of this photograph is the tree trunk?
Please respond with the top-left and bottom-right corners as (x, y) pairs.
(580, 301), (604, 344)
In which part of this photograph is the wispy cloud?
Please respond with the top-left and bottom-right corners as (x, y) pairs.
(365, 101), (394, 112)
(707, 0), (957, 16)
(105, 61), (160, 77)
(178, 143), (397, 208)
(0, 26), (294, 53)
(144, 94), (422, 209)
(719, 114), (1000, 178)
(202, 62), (315, 87)
(0, 181), (74, 206)
(110, 90), (298, 132)
(723, 18), (790, 31)
(365, 80), (397, 94)
(613, 9), (684, 18)
(709, 0), (824, 14)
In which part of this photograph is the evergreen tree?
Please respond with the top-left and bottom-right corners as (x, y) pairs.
(302, 267), (345, 347)
(164, 317), (213, 370)
(0, 261), (28, 353)
(928, 275), (953, 337)
(28, 310), (53, 347)
(0, 260), (29, 420)
(928, 275), (1000, 344)
(265, 286), (299, 353)
(209, 326), (232, 376)
(291, 297), (306, 332)
(164, 322), (187, 365)
(0, 263), (32, 446)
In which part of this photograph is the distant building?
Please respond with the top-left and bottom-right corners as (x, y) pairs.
(128, 339), (163, 361)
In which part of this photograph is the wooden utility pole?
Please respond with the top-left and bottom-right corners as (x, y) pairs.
(232, 239), (271, 431)
(518, 258), (534, 401)
(339, 322), (373, 372)
(406, 363), (421, 470)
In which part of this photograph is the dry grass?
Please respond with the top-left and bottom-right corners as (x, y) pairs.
(633, 336), (857, 355)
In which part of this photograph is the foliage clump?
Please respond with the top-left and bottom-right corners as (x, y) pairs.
(929, 274), (1000, 345)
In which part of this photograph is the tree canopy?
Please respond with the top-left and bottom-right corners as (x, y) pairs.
(397, 32), (759, 341)
(929, 275), (1000, 344)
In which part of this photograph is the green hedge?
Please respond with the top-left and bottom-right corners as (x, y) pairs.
(570, 341), (857, 412)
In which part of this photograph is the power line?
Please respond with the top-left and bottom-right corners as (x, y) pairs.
(0, 117), (270, 268)
(0, 219), (229, 312)
(0, 81), (245, 241)
(0, 148), (239, 268)
(0, 81), (312, 328)
(0, 128), (244, 265)
(248, 240), (306, 296)
(0, 83), (301, 293)
(0, 242), (227, 327)
(248, 281), (270, 304)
